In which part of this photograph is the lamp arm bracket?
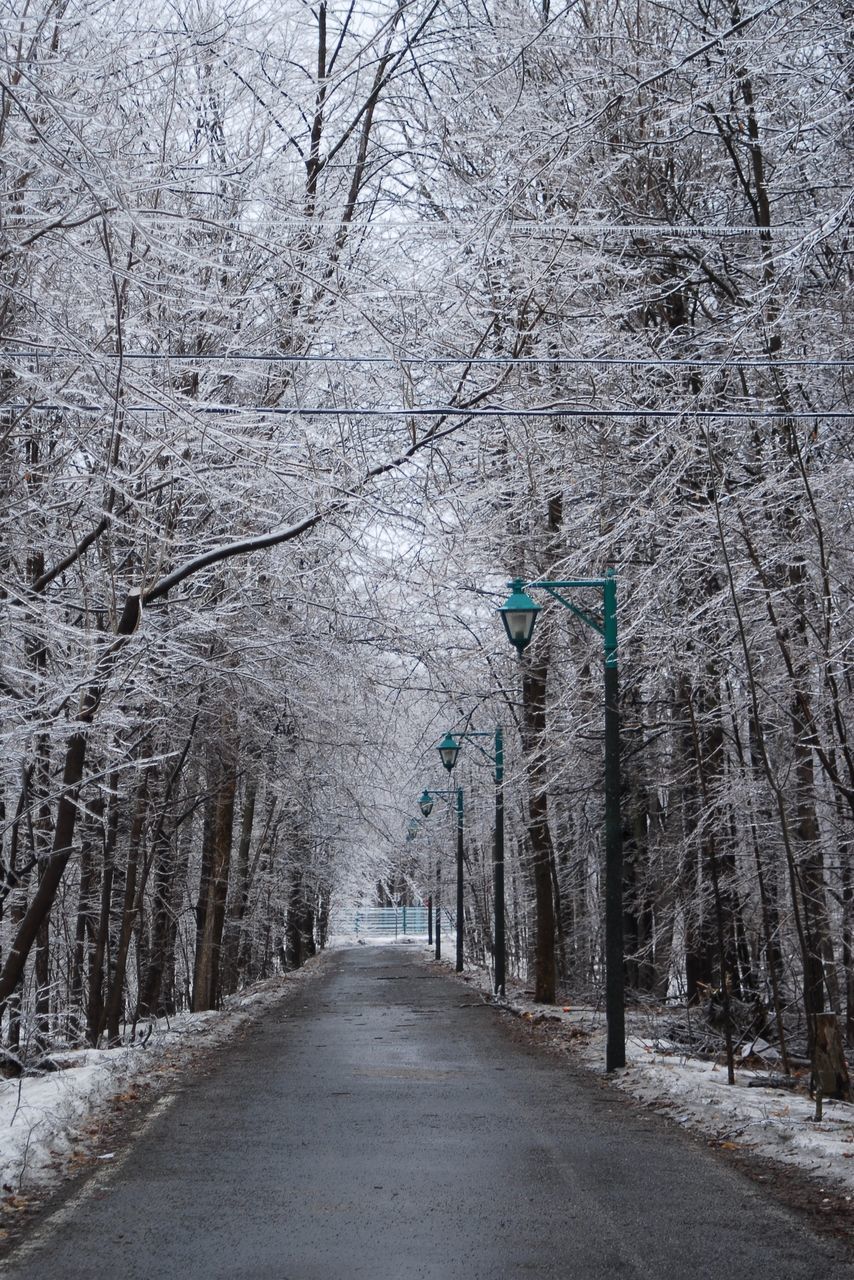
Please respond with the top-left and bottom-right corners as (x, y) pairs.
(454, 729), (496, 765)
(534, 578), (609, 589)
(534, 584), (604, 637)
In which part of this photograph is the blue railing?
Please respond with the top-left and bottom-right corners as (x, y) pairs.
(349, 906), (454, 937)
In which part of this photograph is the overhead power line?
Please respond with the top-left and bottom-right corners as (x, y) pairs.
(3, 348), (851, 370)
(115, 218), (824, 240)
(5, 402), (851, 420)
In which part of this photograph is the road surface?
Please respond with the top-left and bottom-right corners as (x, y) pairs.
(1, 945), (850, 1278)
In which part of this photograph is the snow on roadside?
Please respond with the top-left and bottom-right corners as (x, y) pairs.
(441, 957), (854, 1200)
(1, 1047), (132, 1195)
(579, 1027), (854, 1199)
(0, 961), (324, 1197)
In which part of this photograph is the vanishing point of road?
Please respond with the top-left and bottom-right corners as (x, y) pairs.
(1, 946), (851, 1279)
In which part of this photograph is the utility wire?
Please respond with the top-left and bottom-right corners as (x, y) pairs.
(91, 218), (820, 239)
(6, 402), (851, 419)
(3, 348), (851, 369)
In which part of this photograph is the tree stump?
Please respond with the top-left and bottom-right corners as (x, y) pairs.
(811, 1013), (851, 1120)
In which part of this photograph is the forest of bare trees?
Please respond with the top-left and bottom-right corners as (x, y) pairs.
(1, 0), (851, 1082)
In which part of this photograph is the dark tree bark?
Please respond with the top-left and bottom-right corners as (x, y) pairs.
(137, 820), (176, 1019)
(842, 830), (854, 1046)
(86, 776), (119, 1046)
(0, 593), (141, 1012)
(812, 1013), (851, 1107)
(520, 648), (557, 1004)
(69, 806), (99, 1043)
(102, 773), (149, 1045)
(192, 730), (237, 1011)
(220, 777), (257, 997)
(2, 768), (31, 1063)
(285, 865), (316, 970)
(137, 721), (198, 1018)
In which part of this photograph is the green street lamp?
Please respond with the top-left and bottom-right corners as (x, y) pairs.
(498, 570), (625, 1071)
(435, 727), (506, 997)
(418, 786), (465, 972)
(498, 578), (541, 652)
(437, 732), (461, 772)
(421, 787), (440, 957)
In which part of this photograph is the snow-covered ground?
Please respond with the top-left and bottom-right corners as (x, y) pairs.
(0, 962), (325, 1204)
(584, 1028), (854, 1196)
(441, 954), (854, 1200)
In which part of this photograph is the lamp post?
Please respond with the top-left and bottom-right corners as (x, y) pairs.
(410, 799), (434, 945)
(420, 786), (465, 972)
(419, 789), (442, 960)
(436, 727), (506, 998)
(436, 850), (442, 960)
(498, 570), (625, 1071)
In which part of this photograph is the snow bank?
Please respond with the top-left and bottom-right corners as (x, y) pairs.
(586, 1031), (854, 1197)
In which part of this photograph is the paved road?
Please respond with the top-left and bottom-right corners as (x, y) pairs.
(2, 946), (851, 1279)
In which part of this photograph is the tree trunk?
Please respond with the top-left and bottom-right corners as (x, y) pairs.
(842, 833), (854, 1046)
(192, 732), (237, 1011)
(2, 769), (32, 1063)
(137, 821), (176, 1019)
(69, 814), (98, 1043)
(220, 777), (257, 996)
(0, 593), (141, 1011)
(87, 776), (119, 1046)
(102, 773), (149, 1045)
(520, 651), (556, 1004)
(285, 862), (315, 970)
(812, 1013), (851, 1103)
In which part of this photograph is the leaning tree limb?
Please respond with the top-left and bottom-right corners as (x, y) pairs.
(0, 404), (484, 1012)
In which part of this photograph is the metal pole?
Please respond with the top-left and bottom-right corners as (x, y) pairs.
(435, 855), (441, 961)
(455, 786), (464, 973)
(427, 894), (433, 946)
(493, 726), (506, 998)
(603, 570), (625, 1070)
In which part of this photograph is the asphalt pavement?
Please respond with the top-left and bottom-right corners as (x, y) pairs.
(1, 945), (851, 1279)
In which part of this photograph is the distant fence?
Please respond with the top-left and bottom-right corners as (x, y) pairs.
(330, 906), (455, 938)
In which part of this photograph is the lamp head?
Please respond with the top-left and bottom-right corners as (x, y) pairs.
(437, 732), (461, 772)
(419, 790), (434, 817)
(498, 578), (541, 652)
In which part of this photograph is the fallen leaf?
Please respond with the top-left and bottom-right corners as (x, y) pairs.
(112, 1089), (141, 1104)
(2, 1195), (31, 1212)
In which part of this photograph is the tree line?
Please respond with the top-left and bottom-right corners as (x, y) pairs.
(1, 0), (851, 1080)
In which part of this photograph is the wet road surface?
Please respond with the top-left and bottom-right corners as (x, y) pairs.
(1, 945), (851, 1279)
